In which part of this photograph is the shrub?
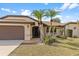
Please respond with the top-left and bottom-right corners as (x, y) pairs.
(43, 35), (56, 45)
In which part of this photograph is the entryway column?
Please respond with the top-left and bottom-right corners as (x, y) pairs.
(24, 24), (31, 40)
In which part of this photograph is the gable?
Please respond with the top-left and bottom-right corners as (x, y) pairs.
(0, 15), (36, 23)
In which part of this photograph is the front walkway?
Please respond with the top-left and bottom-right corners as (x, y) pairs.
(22, 38), (41, 44)
(0, 40), (23, 56)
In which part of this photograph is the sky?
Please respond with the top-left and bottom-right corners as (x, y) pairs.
(0, 3), (79, 23)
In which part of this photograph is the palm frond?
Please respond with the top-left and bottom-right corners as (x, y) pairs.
(32, 9), (45, 21)
(45, 9), (60, 19)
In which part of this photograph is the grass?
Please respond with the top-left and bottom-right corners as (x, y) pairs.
(9, 44), (79, 56)
(57, 38), (79, 47)
(9, 38), (79, 56)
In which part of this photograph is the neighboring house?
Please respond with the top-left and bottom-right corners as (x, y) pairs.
(65, 22), (79, 37)
(43, 21), (64, 36)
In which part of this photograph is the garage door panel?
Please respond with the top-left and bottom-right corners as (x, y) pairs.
(0, 26), (24, 40)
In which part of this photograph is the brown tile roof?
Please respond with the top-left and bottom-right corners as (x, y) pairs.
(0, 15), (36, 23)
(65, 22), (78, 26)
(42, 21), (65, 27)
(0, 15), (47, 25)
(0, 15), (65, 26)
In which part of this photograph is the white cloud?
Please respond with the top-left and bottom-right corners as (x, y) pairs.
(44, 3), (48, 5)
(60, 3), (71, 11)
(66, 16), (70, 18)
(42, 17), (50, 21)
(62, 16), (71, 22)
(55, 15), (62, 18)
(1, 8), (17, 14)
(54, 15), (62, 20)
(69, 3), (79, 9)
(60, 3), (79, 11)
(21, 9), (31, 16)
(42, 15), (63, 21)
(12, 11), (16, 14)
(70, 20), (77, 22)
(1, 8), (11, 12)
(54, 9), (62, 12)
(21, 9), (24, 11)
(61, 15), (77, 23)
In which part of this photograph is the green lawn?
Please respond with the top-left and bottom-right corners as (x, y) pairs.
(9, 38), (79, 56)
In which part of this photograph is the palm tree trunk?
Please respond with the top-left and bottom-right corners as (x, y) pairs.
(39, 22), (44, 43)
(53, 27), (55, 36)
(50, 19), (53, 36)
(49, 26), (51, 35)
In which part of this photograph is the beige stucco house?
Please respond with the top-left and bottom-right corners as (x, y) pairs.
(0, 15), (65, 41)
(0, 15), (79, 41)
(0, 15), (48, 40)
(65, 22), (79, 37)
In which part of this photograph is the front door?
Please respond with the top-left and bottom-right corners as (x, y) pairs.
(67, 29), (73, 37)
(32, 26), (40, 38)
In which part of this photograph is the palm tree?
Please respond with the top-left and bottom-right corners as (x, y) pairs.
(45, 9), (60, 36)
(32, 9), (45, 42)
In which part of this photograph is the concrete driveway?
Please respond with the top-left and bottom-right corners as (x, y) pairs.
(0, 40), (23, 56)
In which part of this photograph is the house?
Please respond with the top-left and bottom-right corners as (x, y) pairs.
(0, 15), (65, 41)
(0, 15), (47, 40)
(65, 22), (79, 37)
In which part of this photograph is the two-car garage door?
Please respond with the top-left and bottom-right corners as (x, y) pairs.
(0, 26), (24, 40)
